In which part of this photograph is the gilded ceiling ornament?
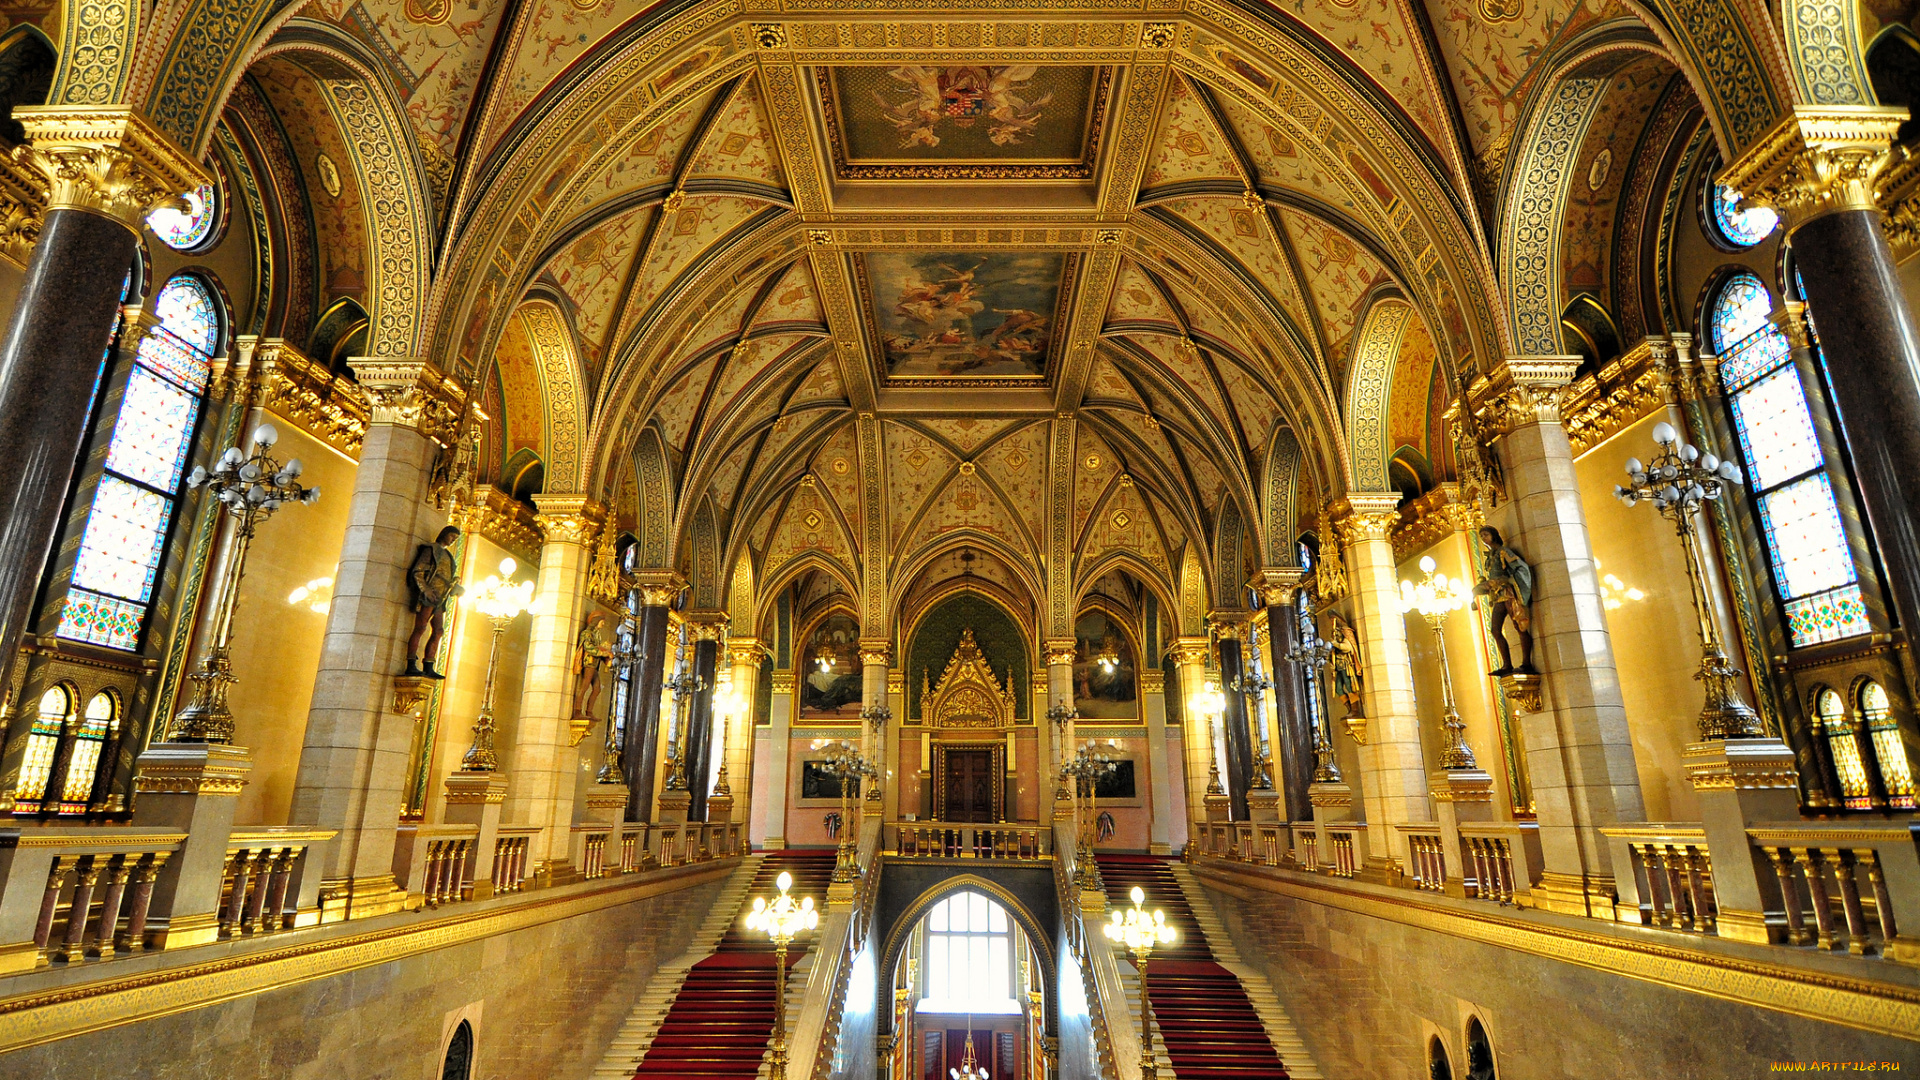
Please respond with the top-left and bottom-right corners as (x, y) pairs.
(403, 0), (450, 25)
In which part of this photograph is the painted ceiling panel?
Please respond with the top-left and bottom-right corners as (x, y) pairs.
(686, 76), (787, 188)
(1420, 0), (1614, 165)
(1140, 76), (1244, 189)
(910, 468), (1034, 558)
(885, 422), (960, 549)
(978, 421), (1049, 543)
(1163, 197), (1316, 355)
(628, 195), (766, 324)
(564, 89), (717, 215)
(914, 417), (1019, 456)
(812, 424), (864, 540)
(1282, 0), (1450, 154)
(750, 261), (828, 331)
(1072, 427), (1121, 545)
(1104, 261), (1182, 330)
(1212, 94), (1370, 217)
(544, 205), (654, 379)
(1561, 58), (1674, 302)
(1278, 206), (1391, 377)
(653, 355), (717, 452)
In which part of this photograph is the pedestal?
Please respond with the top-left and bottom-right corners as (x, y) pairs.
(1203, 791), (1232, 823)
(132, 743), (253, 948)
(581, 783), (628, 824)
(442, 772), (508, 899)
(1247, 788), (1283, 824)
(1308, 780), (1352, 872)
(657, 788), (691, 824)
(1431, 769), (1495, 898)
(1682, 738), (1800, 944)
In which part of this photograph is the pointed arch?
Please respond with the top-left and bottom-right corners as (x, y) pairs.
(634, 428), (674, 569)
(517, 298), (590, 493)
(1178, 543), (1209, 637)
(1345, 298), (1415, 492)
(1263, 425), (1305, 569)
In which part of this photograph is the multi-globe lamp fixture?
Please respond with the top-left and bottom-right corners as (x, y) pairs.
(744, 870), (818, 1080)
(1105, 884), (1178, 1080)
(1398, 555), (1477, 770)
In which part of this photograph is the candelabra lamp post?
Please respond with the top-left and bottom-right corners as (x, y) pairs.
(1046, 703), (1077, 801)
(1284, 636), (1341, 783)
(745, 869), (818, 1080)
(820, 739), (877, 881)
(860, 702), (891, 805)
(1234, 623), (1277, 789)
(599, 618), (642, 783)
(1615, 421), (1764, 739)
(662, 659), (705, 791)
(1104, 884), (1178, 1080)
(1191, 681), (1228, 797)
(1061, 740), (1117, 885)
(460, 558), (535, 771)
(170, 424), (320, 742)
(1399, 555), (1477, 769)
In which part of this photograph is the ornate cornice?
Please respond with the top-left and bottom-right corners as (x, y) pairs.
(0, 149), (44, 267)
(451, 487), (543, 566)
(1464, 356), (1582, 438)
(531, 493), (606, 548)
(347, 357), (466, 446)
(13, 106), (210, 228)
(246, 338), (370, 458)
(1718, 106), (1905, 232)
(1389, 485), (1481, 560)
(1558, 338), (1679, 456)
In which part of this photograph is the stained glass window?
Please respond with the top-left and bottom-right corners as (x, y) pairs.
(1711, 272), (1869, 647)
(1709, 183), (1778, 249)
(147, 181), (219, 252)
(57, 274), (221, 651)
(1817, 687), (1873, 808)
(13, 686), (71, 807)
(1860, 682), (1916, 810)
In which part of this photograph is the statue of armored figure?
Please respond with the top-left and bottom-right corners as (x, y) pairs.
(1327, 613), (1364, 718)
(403, 526), (464, 678)
(573, 611), (612, 723)
(1474, 526), (1536, 675)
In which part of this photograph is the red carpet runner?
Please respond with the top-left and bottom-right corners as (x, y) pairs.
(1095, 854), (1290, 1080)
(632, 850), (837, 1078)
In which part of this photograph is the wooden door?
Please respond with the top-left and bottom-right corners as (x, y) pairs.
(942, 749), (995, 822)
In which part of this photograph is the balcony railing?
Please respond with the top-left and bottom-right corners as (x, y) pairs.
(884, 821), (1051, 860)
(0, 827), (185, 970)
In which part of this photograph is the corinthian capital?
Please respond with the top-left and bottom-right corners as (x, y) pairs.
(1466, 356), (1581, 437)
(1719, 106), (1905, 230)
(532, 493), (605, 547)
(631, 569), (686, 608)
(14, 107), (210, 228)
(1330, 492), (1400, 545)
(348, 357), (466, 444)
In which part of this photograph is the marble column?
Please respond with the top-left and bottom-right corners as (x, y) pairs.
(761, 671), (795, 848)
(1140, 669), (1177, 854)
(503, 496), (598, 878)
(1725, 108), (1920, 668)
(1213, 616), (1255, 820)
(1169, 636), (1214, 834)
(860, 638), (891, 811)
(684, 616), (724, 822)
(721, 638), (761, 822)
(290, 358), (464, 918)
(1478, 358), (1645, 914)
(1045, 639), (1077, 818)
(621, 574), (679, 821)
(0, 110), (206, 699)
(1256, 572), (1315, 823)
(1336, 494), (1430, 869)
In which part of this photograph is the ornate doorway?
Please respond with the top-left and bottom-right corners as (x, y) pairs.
(939, 747), (999, 822)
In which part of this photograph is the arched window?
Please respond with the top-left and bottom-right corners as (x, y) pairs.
(147, 181), (220, 252)
(1705, 181), (1779, 250)
(920, 891), (1018, 1013)
(1429, 1036), (1454, 1080)
(441, 1019), (473, 1080)
(1815, 686), (1873, 809)
(14, 685), (72, 809)
(57, 274), (221, 651)
(1709, 271), (1869, 647)
(1858, 681), (1916, 810)
(1464, 1017), (1497, 1080)
(56, 691), (119, 814)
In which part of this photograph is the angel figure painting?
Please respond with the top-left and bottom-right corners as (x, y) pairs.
(824, 65), (1104, 168)
(864, 251), (1066, 379)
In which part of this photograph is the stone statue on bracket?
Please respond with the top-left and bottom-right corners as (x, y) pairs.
(1327, 613), (1364, 718)
(403, 525), (464, 679)
(1474, 526), (1536, 676)
(571, 611), (612, 745)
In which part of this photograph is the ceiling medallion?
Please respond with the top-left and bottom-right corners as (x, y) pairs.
(832, 457), (850, 475)
(804, 510), (824, 530)
(1083, 452), (1102, 471)
(958, 460), (977, 475)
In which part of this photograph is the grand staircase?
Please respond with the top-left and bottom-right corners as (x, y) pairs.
(1094, 854), (1320, 1080)
(591, 850), (837, 1079)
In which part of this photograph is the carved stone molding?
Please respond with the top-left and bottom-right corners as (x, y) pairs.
(1390, 485), (1481, 560)
(1327, 492), (1400, 546)
(1207, 612), (1248, 640)
(247, 338), (370, 458)
(1465, 355), (1582, 438)
(13, 106), (210, 228)
(1682, 738), (1800, 792)
(531, 493), (605, 548)
(451, 487), (543, 566)
(728, 639), (764, 669)
(1168, 636), (1211, 667)
(0, 150), (44, 267)
(1557, 338), (1682, 456)
(347, 356), (466, 445)
(1043, 638), (1077, 669)
(1719, 106), (1905, 232)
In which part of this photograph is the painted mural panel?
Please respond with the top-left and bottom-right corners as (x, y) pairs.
(859, 252), (1069, 381)
(1072, 609), (1137, 719)
(818, 65), (1109, 177)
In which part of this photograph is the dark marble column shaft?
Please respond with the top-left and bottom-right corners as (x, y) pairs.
(622, 602), (671, 821)
(1266, 604), (1315, 822)
(1218, 638), (1253, 820)
(0, 209), (138, 690)
(1792, 209), (1920, 664)
(686, 636), (718, 821)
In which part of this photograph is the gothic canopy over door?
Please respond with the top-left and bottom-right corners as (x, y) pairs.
(921, 628), (1018, 728)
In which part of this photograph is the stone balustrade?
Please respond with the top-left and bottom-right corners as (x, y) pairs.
(1603, 824), (1718, 933)
(1399, 824), (1446, 893)
(885, 820), (1050, 860)
(220, 828), (332, 934)
(0, 827), (186, 971)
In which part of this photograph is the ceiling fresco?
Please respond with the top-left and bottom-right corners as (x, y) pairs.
(856, 251), (1073, 383)
(817, 65), (1113, 178)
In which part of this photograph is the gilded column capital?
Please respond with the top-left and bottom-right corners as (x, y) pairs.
(728, 639), (764, 669)
(251, 339), (369, 458)
(451, 487), (542, 565)
(1390, 485), (1483, 559)
(348, 356), (466, 444)
(771, 671), (796, 694)
(858, 638), (892, 667)
(1042, 638), (1077, 668)
(1250, 566), (1305, 607)
(1329, 492), (1401, 545)
(0, 148), (45, 267)
(1718, 106), (1906, 232)
(1465, 355), (1582, 437)
(13, 106), (211, 229)
(531, 493), (605, 548)
(631, 569), (686, 608)
(1207, 611), (1249, 640)
(685, 609), (729, 640)
(1168, 636), (1211, 667)
(1138, 668), (1166, 694)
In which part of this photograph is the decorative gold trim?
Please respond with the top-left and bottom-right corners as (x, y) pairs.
(1681, 739), (1799, 792)
(1558, 338), (1679, 456)
(13, 106), (211, 228)
(1718, 106), (1906, 231)
(391, 675), (435, 718)
(0, 150), (45, 268)
(1498, 673), (1543, 715)
(1464, 356), (1583, 438)
(452, 487), (543, 566)
(249, 339), (370, 458)
(0, 861), (735, 1054)
(347, 357), (467, 446)
(531, 493), (606, 548)
(1389, 486), (1480, 560)
(922, 629), (1017, 728)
